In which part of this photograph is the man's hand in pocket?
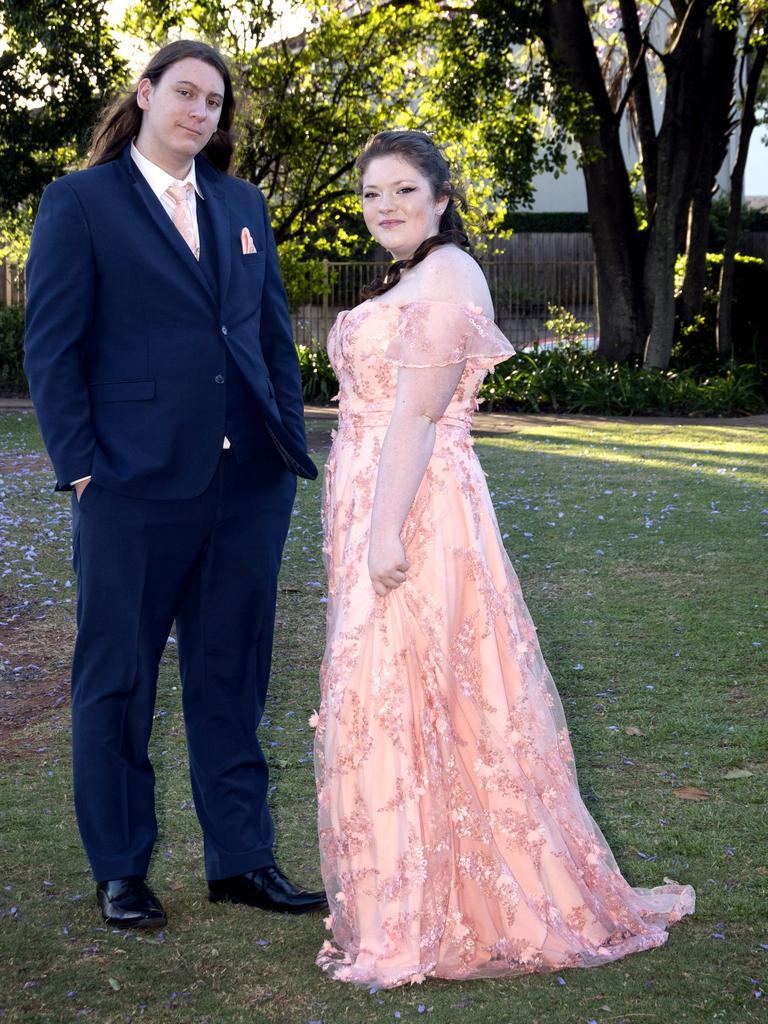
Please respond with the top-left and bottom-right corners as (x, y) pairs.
(74, 478), (91, 502)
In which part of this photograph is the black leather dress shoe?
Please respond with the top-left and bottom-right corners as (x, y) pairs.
(96, 876), (167, 929)
(208, 865), (328, 914)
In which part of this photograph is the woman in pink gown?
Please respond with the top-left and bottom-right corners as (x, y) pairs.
(313, 130), (694, 989)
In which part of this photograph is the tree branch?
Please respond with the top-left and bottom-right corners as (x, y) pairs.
(667, 0), (711, 64)
(617, 0), (658, 209)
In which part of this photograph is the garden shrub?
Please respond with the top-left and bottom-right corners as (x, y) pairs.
(674, 252), (768, 373)
(297, 336), (767, 417)
(277, 244), (331, 314)
(296, 344), (337, 403)
(0, 305), (26, 396)
(480, 348), (767, 417)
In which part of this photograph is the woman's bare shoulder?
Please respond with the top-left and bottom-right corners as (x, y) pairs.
(417, 245), (493, 316)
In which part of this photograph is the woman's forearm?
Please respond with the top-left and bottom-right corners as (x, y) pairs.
(367, 360), (465, 593)
(370, 410), (436, 541)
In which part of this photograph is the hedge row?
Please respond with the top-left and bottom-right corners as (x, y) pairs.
(480, 346), (767, 417)
(298, 343), (767, 418)
(503, 201), (768, 240)
(0, 305), (25, 395)
(4, 303), (765, 416)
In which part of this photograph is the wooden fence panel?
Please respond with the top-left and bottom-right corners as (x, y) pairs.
(487, 232), (594, 262)
(742, 232), (768, 261)
(0, 259), (25, 306)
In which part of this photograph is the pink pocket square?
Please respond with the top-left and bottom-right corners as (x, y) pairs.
(240, 227), (257, 254)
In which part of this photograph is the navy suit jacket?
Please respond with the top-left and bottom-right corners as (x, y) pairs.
(24, 144), (316, 498)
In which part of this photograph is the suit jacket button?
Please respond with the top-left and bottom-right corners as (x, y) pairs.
(221, 325), (228, 335)
(214, 374), (225, 384)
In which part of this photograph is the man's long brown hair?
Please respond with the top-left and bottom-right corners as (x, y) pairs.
(88, 40), (236, 171)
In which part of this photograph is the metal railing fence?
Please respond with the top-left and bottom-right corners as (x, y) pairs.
(2, 255), (597, 351)
(293, 259), (597, 350)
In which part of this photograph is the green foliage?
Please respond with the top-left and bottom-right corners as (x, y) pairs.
(438, 1), (768, 368)
(674, 251), (768, 371)
(0, 202), (35, 262)
(296, 334), (766, 417)
(436, 0), (574, 211)
(707, 194), (768, 250)
(628, 161), (649, 231)
(122, 0), (281, 47)
(230, 0), (431, 254)
(481, 348), (767, 417)
(296, 343), (336, 403)
(278, 242), (331, 314)
(0, 305), (27, 396)
(0, 0), (126, 212)
(543, 305), (592, 345)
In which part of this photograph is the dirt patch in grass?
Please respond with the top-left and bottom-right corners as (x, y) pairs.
(0, 599), (73, 761)
(0, 451), (51, 474)
(305, 426), (334, 451)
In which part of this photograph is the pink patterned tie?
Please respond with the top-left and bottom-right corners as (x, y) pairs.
(165, 183), (199, 260)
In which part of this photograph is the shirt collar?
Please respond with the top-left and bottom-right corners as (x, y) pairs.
(130, 142), (204, 201)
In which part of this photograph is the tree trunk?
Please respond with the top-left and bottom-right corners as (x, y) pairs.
(717, 45), (768, 360)
(643, 1), (712, 369)
(680, 19), (737, 321)
(680, 179), (713, 321)
(618, 0), (657, 213)
(643, 187), (682, 369)
(540, 0), (646, 360)
(585, 146), (648, 360)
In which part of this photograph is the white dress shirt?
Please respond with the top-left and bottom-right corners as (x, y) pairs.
(130, 142), (203, 255)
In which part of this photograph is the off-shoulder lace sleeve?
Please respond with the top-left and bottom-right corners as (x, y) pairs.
(383, 299), (514, 369)
(326, 310), (348, 355)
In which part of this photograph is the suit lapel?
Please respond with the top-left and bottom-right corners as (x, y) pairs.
(197, 160), (232, 303)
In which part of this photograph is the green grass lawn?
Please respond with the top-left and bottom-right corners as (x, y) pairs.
(0, 410), (766, 1024)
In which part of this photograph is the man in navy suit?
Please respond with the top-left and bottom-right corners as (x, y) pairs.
(24, 40), (327, 927)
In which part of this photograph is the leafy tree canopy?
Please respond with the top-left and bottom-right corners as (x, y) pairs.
(438, 0), (768, 368)
(0, 0), (126, 213)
